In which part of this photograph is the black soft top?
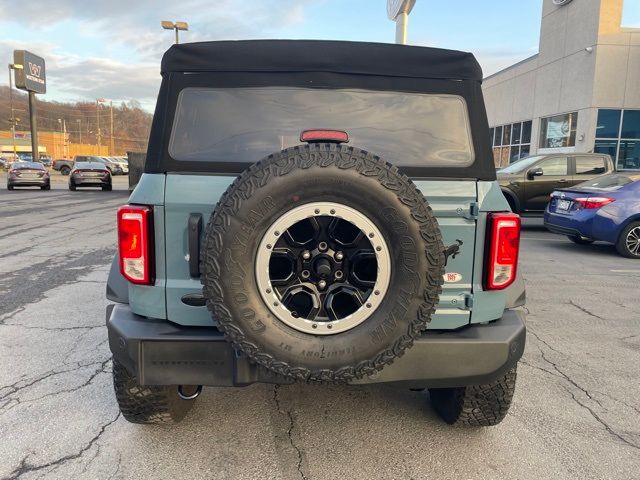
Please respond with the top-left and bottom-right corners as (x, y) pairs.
(148, 40), (495, 180)
(161, 40), (483, 81)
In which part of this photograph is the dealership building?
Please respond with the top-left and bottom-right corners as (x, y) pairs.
(483, 0), (640, 170)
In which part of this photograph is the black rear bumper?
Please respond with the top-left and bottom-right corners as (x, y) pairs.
(107, 304), (526, 388)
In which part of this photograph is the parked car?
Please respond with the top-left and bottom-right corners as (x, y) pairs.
(106, 40), (526, 427)
(69, 161), (112, 191)
(97, 157), (125, 175)
(545, 172), (640, 258)
(39, 155), (52, 167)
(107, 156), (129, 174)
(0, 157), (8, 170)
(7, 161), (50, 190)
(498, 153), (614, 214)
(53, 155), (119, 175)
(52, 158), (76, 175)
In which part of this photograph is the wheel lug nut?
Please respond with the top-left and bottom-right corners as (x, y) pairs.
(302, 250), (311, 260)
(335, 251), (344, 261)
(335, 270), (343, 280)
(318, 242), (328, 252)
(318, 280), (327, 290)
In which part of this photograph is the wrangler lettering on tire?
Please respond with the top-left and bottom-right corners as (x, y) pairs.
(201, 143), (445, 382)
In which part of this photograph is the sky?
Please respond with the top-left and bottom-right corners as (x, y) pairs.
(1, 0), (639, 111)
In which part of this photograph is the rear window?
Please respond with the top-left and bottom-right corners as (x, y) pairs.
(575, 156), (606, 175)
(76, 162), (105, 169)
(13, 162), (43, 170)
(169, 87), (474, 167)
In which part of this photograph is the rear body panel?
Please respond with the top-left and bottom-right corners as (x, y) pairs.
(8, 167), (49, 187)
(117, 40), (517, 333)
(124, 174), (515, 331)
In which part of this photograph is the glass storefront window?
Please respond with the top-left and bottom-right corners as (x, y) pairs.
(618, 140), (640, 170)
(595, 109), (640, 171)
(495, 126), (503, 146)
(596, 109), (621, 138)
(522, 121), (532, 144)
(489, 119), (533, 166)
(622, 111), (640, 139)
(512, 122), (521, 145)
(509, 146), (521, 163)
(502, 124), (511, 146)
(539, 112), (578, 148)
(594, 139), (618, 158)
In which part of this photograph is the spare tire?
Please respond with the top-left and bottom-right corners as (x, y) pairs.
(201, 143), (445, 382)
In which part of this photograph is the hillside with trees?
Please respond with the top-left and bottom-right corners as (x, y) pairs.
(0, 86), (152, 154)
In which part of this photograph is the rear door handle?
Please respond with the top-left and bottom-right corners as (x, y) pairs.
(558, 179), (568, 183)
(188, 213), (203, 278)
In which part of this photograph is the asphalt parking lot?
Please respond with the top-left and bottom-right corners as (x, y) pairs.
(1, 175), (639, 480)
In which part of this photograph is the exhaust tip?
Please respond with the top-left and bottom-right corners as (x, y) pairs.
(178, 385), (203, 400)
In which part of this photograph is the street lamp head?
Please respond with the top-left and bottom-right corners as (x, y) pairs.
(161, 20), (175, 30)
(9, 63), (24, 70)
(175, 21), (189, 31)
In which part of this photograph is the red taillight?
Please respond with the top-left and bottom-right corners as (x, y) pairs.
(484, 213), (521, 290)
(574, 196), (615, 209)
(117, 205), (153, 285)
(300, 129), (349, 143)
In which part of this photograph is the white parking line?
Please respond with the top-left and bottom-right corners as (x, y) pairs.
(610, 269), (640, 273)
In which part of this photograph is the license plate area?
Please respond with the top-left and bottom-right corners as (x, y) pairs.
(557, 199), (572, 213)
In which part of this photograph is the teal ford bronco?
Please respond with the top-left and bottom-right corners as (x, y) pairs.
(106, 40), (526, 426)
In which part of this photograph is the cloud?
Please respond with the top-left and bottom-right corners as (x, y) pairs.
(0, 0), (315, 108)
(0, 39), (159, 109)
(0, 0), (313, 59)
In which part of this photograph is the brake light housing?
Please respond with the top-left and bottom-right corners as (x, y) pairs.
(117, 205), (154, 285)
(574, 196), (615, 209)
(484, 213), (521, 290)
(300, 129), (349, 144)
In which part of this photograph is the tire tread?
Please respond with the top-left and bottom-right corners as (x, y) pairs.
(112, 359), (194, 424)
(429, 366), (517, 427)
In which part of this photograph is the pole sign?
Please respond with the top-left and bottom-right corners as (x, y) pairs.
(387, 0), (416, 20)
(13, 50), (46, 94)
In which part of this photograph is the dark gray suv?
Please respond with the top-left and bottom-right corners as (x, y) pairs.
(498, 153), (614, 214)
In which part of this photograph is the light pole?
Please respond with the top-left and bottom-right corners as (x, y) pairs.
(8, 63), (24, 158)
(97, 98), (114, 155)
(57, 118), (62, 158)
(96, 99), (101, 150)
(161, 21), (189, 44)
(77, 119), (82, 145)
(387, 0), (416, 44)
